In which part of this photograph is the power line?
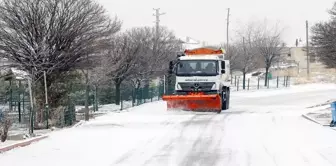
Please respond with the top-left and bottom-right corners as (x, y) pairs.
(153, 8), (166, 94)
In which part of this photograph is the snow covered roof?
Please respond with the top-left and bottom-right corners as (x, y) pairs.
(11, 68), (29, 79)
(178, 36), (200, 44)
(1, 68), (29, 80)
(270, 63), (298, 69)
(177, 36), (202, 50)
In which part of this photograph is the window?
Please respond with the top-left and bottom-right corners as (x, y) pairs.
(176, 60), (218, 76)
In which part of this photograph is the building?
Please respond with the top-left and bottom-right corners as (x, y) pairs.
(179, 36), (202, 50)
(272, 46), (326, 77)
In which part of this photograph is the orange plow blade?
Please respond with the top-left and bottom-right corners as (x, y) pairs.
(162, 94), (221, 111)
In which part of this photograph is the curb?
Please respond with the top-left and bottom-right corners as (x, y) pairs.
(0, 135), (48, 153)
(302, 114), (330, 126)
(72, 120), (86, 128)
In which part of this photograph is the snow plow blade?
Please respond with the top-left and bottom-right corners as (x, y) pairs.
(162, 94), (221, 112)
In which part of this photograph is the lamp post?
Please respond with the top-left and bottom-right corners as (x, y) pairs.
(44, 71), (49, 129)
(27, 77), (34, 135)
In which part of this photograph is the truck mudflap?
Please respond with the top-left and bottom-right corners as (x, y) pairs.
(162, 93), (221, 111)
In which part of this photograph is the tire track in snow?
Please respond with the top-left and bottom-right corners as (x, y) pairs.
(139, 113), (231, 166)
(141, 114), (207, 165)
(113, 115), (183, 164)
(316, 151), (335, 166)
(246, 151), (252, 166)
(114, 114), (200, 165)
(179, 114), (217, 166)
(261, 115), (279, 166)
(179, 113), (232, 166)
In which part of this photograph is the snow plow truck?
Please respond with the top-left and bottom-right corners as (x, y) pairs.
(162, 47), (231, 113)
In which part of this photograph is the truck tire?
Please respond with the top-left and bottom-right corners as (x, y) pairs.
(221, 87), (228, 111)
(217, 90), (223, 114)
(227, 87), (230, 109)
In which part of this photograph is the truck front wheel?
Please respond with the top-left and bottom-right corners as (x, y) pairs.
(227, 87), (230, 109)
(221, 87), (229, 111)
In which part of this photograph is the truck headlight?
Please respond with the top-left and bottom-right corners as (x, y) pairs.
(211, 83), (217, 90)
(176, 84), (182, 90)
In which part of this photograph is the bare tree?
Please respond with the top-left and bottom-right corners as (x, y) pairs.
(232, 23), (261, 88)
(311, 2), (336, 68)
(252, 21), (285, 86)
(223, 44), (240, 72)
(152, 26), (181, 75)
(129, 26), (180, 91)
(102, 32), (146, 105)
(101, 26), (180, 105)
(0, 0), (120, 76)
(233, 39), (259, 89)
(127, 27), (155, 89)
(0, 0), (121, 123)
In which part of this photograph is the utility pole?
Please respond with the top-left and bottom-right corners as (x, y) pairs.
(242, 37), (246, 89)
(243, 37), (245, 51)
(153, 8), (166, 95)
(153, 8), (165, 39)
(163, 75), (166, 94)
(226, 8), (230, 51)
(306, 20), (310, 77)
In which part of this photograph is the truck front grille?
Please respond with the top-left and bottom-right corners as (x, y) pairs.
(178, 82), (215, 92)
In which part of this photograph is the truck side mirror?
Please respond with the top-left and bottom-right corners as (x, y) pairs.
(168, 61), (174, 74)
(221, 61), (225, 74)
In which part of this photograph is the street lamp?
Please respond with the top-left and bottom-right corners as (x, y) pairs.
(43, 71), (49, 129)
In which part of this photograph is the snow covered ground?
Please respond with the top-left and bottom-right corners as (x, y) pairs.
(75, 99), (157, 113)
(1, 84), (336, 166)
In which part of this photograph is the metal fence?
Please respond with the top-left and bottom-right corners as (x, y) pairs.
(231, 75), (291, 91)
(73, 83), (165, 122)
(163, 72), (291, 93)
(0, 78), (32, 141)
(0, 77), (165, 141)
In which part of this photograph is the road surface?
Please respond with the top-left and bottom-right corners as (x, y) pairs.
(1, 84), (336, 166)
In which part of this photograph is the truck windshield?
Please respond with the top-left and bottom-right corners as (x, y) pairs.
(176, 60), (218, 76)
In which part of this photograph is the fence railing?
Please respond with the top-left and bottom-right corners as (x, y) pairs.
(1, 78), (166, 142)
(63, 83), (166, 127)
(231, 75), (291, 91)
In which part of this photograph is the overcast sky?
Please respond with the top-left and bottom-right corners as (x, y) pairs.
(97, 0), (335, 47)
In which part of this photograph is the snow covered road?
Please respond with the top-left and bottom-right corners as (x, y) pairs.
(2, 84), (336, 166)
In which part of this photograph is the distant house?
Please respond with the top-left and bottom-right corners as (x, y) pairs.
(178, 36), (202, 50)
(285, 47), (322, 67)
(0, 58), (12, 73)
(270, 46), (325, 77)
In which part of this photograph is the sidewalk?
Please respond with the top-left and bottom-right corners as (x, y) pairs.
(302, 101), (333, 126)
(0, 135), (48, 153)
(0, 101), (156, 153)
(1, 126), (63, 153)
